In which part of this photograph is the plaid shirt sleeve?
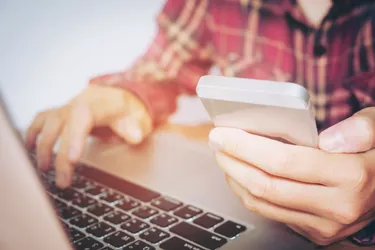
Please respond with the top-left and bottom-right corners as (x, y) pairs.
(89, 0), (213, 127)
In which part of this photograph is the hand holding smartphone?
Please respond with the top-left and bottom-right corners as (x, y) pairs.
(197, 75), (318, 148)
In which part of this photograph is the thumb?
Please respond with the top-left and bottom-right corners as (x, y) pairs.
(319, 108), (375, 153)
(110, 116), (146, 145)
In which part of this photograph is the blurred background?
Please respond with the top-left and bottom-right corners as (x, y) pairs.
(0, 0), (211, 130)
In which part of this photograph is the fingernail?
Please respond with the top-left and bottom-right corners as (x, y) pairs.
(319, 117), (361, 152)
(26, 135), (36, 150)
(208, 129), (223, 151)
(118, 118), (143, 143)
(57, 171), (69, 188)
(129, 126), (142, 142)
(37, 150), (46, 169)
(38, 156), (48, 171)
(319, 131), (346, 152)
(68, 147), (79, 162)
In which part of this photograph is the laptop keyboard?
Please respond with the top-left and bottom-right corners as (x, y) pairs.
(29, 152), (247, 250)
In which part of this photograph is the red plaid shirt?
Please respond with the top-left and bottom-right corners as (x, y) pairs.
(90, 0), (375, 244)
(90, 0), (375, 132)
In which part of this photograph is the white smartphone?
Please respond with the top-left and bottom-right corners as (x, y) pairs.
(196, 75), (318, 148)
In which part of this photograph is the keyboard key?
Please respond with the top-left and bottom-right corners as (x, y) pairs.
(116, 197), (140, 211)
(86, 185), (106, 196)
(150, 213), (178, 228)
(214, 221), (246, 238)
(73, 177), (93, 190)
(104, 231), (135, 248)
(151, 197), (182, 212)
(174, 205), (203, 219)
(46, 182), (60, 194)
(100, 190), (123, 203)
(103, 211), (131, 225)
(73, 195), (96, 208)
(58, 189), (80, 201)
(68, 227), (86, 242)
(60, 206), (81, 219)
(70, 214), (98, 228)
(140, 227), (170, 244)
(79, 166), (160, 202)
(160, 236), (204, 250)
(121, 218), (150, 234)
(193, 213), (224, 229)
(86, 222), (115, 238)
(54, 199), (67, 211)
(124, 240), (155, 250)
(132, 206), (159, 219)
(87, 203), (113, 217)
(170, 222), (227, 250)
(74, 236), (103, 250)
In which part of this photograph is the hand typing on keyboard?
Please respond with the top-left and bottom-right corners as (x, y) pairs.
(25, 85), (152, 188)
(209, 107), (375, 246)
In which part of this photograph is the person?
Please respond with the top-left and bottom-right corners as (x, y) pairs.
(26, 0), (375, 246)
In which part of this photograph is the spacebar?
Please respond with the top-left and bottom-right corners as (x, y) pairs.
(78, 164), (160, 202)
(170, 222), (227, 250)
(160, 237), (204, 250)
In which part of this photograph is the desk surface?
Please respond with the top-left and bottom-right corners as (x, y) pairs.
(158, 123), (372, 250)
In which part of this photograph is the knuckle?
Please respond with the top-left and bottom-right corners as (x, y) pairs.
(318, 224), (341, 239)
(335, 203), (363, 225)
(38, 137), (52, 153)
(252, 176), (274, 199)
(271, 146), (295, 175)
(312, 237), (333, 246)
(350, 155), (371, 191)
(224, 139), (240, 155)
(80, 87), (94, 98)
(34, 111), (47, 120)
(243, 196), (259, 214)
(222, 129), (247, 155)
(297, 223), (339, 246)
(30, 111), (47, 127)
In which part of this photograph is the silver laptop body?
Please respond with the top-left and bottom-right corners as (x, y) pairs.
(0, 98), (314, 250)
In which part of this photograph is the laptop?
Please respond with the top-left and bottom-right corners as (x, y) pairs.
(0, 96), (315, 250)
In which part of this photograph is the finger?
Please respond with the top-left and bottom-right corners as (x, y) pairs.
(55, 103), (93, 188)
(26, 111), (48, 150)
(209, 127), (360, 186)
(36, 114), (63, 171)
(216, 152), (334, 217)
(289, 218), (375, 246)
(225, 176), (341, 240)
(287, 224), (311, 239)
(286, 224), (318, 244)
(287, 224), (337, 246)
(319, 107), (375, 153)
(110, 116), (146, 145)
